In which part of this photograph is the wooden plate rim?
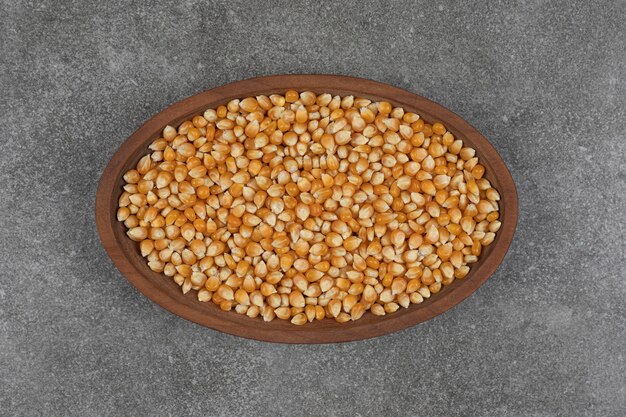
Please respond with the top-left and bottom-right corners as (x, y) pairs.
(95, 74), (518, 344)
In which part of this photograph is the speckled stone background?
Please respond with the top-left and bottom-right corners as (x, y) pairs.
(1, 0), (625, 416)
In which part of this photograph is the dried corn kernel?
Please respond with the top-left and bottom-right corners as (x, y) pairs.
(118, 92), (502, 324)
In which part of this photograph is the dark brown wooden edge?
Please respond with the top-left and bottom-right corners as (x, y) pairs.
(95, 74), (518, 344)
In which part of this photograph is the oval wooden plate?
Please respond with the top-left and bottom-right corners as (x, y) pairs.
(96, 75), (518, 343)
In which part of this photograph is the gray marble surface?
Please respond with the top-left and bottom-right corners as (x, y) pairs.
(1, 0), (625, 416)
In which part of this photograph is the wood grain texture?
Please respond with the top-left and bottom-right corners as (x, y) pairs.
(95, 75), (518, 344)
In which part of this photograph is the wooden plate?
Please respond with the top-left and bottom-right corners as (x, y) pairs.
(96, 75), (518, 343)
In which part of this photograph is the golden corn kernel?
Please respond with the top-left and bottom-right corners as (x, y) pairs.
(119, 92), (502, 325)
